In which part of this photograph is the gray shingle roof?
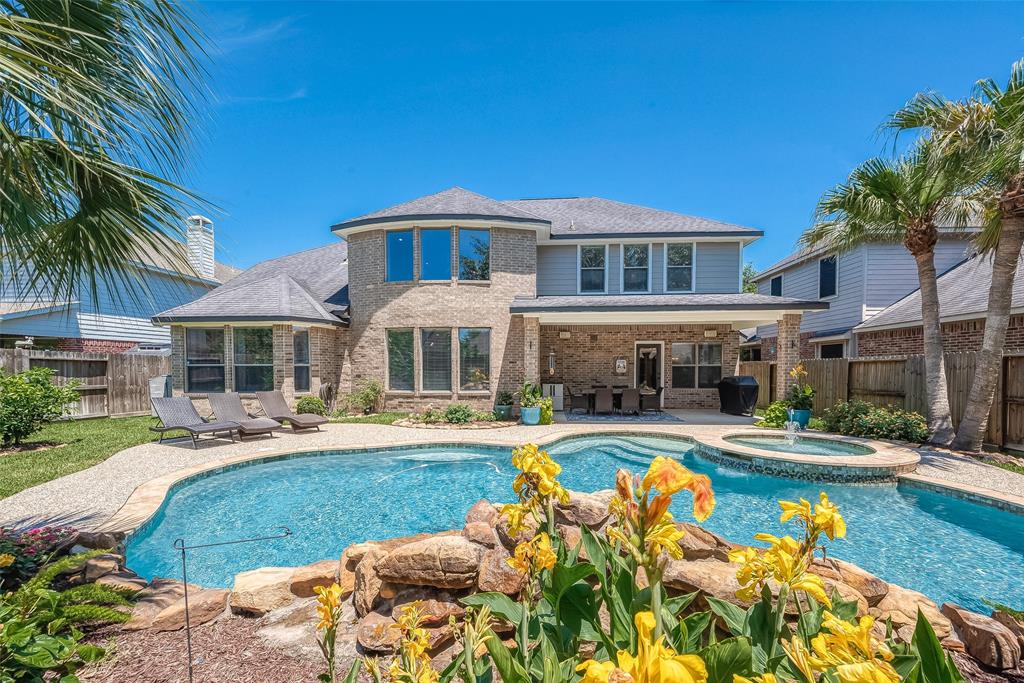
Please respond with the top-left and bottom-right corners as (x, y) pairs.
(333, 187), (548, 231)
(506, 197), (762, 238)
(855, 253), (1024, 331)
(153, 242), (349, 326)
(509, 293), (828, 313)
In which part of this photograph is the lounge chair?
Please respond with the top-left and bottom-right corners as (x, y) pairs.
(207, 392), (282, 439)
(594, 387), (614, 415)
(151, 397), (240, 449)
(565, 386), (590, 415)
(620, 388), (641, 415)
(256, 391), (329, 431)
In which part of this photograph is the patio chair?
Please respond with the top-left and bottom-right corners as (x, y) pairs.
(620, 388), (641, 416)
(208, 392), (282, 439)
(151, 397), (240, 449)
(641, 387), (663, 414)
(594, 387), (614, 415)
(565, 386), (590, 415)
(256, 391), (329, 431)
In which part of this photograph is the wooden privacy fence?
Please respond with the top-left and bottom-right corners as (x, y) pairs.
(0, 349), (170, 419)
(739, 352), (1024, 449)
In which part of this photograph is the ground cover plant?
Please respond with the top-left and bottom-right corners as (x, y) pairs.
(821, 401), (929, 444)
(314, 444), (962, 683)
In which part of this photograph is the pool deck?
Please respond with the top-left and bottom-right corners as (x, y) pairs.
(0, 416), (1022, 534)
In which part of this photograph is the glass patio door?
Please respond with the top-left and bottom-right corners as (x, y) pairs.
(635, 343), (661, 390)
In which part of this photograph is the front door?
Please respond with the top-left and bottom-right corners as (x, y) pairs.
(635, 343), (661, 391)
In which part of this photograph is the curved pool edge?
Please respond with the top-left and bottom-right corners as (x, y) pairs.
(98, 429), (698, 538)
(897, 472), (1024, 514)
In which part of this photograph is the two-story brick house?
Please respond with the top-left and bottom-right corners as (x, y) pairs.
(748, 235), (973, 360)
(154, 187), (827, 409)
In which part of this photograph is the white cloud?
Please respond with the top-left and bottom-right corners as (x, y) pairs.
(219, 86), (308, 106)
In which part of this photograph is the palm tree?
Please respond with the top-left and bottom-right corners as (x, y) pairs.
(803, 141), (980, 445)
(891, 60), (1024, 452)
(0, 0), (208, 303)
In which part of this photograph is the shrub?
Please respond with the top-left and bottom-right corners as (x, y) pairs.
(0, 526), (77, 588)
(347, 379), (383, 414)
(295, 395), (327, 416)
(517, 381), (543, 408)
(474, 410), (497, 422)
(539, 397), (554, 425)
(756, 400), (791, 428)
(443, 403), (475, 424)
(0, 368), (80, 446)
(821, 400), (929, 443)
(495, 390), (514, 407)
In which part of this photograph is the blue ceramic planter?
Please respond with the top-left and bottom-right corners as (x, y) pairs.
(790, 408), (812, 428)
(520, 406), (541, 425)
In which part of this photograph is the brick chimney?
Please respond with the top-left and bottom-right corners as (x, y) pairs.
(186, 215), (215, 279)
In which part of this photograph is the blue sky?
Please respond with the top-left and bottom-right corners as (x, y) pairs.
(191, 2), (1024, 272)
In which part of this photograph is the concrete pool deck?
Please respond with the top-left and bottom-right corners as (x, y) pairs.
(0, 418), (1022, 533)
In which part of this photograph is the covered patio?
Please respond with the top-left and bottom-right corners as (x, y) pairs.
(511, 293), (828, 416)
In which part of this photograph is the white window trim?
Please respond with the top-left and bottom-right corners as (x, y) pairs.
(419, 327), (453, 394)
(620, 243), (652, 294)
(818, 256), (838, 300)
(577, 244), (608, 294)
(770, 274), (783, 297)
(663, 242), (696, 293)
(670, 341), (723, 389)
(816, 341), (847, 359)
(385, 328), (416, 393)
(184, 327), (226, 394)
(385, 229), (415, 283)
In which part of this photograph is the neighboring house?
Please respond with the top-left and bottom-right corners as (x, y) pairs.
(748, 236), (972, 360)
(153, 187), (828, 409)
(854, 252), (1024, 356)
(0, 216), (239, 352)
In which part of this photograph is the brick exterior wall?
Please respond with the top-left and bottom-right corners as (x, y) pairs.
(55, 338), (137, 353)
(758, 332), (824, 361)
(856, 314), (1024, 357)
(345, 226), (536, 411)
(539, 324), (741, 409)
(775, 314), (802, 400)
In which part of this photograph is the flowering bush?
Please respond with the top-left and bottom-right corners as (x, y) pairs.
(0, 367), (80, 446)
(786, 364), (815, 411)
(0, 525), (77, 587)
(757, 400), (792, 428)
(318, 443), (962, 683)
(443, 403), (475, 424)
(821, 401), (929, 443)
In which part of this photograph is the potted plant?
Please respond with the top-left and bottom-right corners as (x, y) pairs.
(517, 381), (543, 425)
(494, 390), (514, 421)
(785, 363), (815, 428)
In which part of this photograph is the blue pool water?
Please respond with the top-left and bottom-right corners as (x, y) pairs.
(723, 435), (876, 456)
(126, 435), (1024, 613)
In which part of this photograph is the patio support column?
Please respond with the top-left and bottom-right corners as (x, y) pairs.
(776, 313), (802, 401)
(524, 316), (540, 384)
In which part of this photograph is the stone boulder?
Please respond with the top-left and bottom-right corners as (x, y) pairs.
(123, 578), (198, 631)
(463, 521), (498, 548)
(465, 499), (499, 526)
(230, 567), (296, 616)
(96, 571), (148, 593)
(84, 554), (122, 582)
(477, 547), (526, 595)
(354, 547), (389, 617)
(557, 524), (584, 558)
(556, 490), (613, 529)
(375, 536), (484, 589)
(870, 584), (951, 639)
(496, 512), (538, 550)
(357, 610), (401, 652)
(942, 603), (1022, 670)
(663, 558), (752, 607)
(290, 559), (341, 598)
(676, 523), (733, 562)
(258, 597), (358, 662)
(151, 588), (229, 632)
(993, 610), (1024, 651)
(811, 558), (888, 607)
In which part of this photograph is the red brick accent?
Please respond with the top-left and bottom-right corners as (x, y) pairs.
(775, 314), (802, 401)
(760, 332), (830, 361)
(539, 324), (741, 410)
(856, 314), (1024, 357)
(56, 338), (137, 353)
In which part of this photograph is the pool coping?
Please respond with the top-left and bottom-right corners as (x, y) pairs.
(897, 472), (1024, 514)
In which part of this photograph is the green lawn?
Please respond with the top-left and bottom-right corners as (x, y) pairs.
(994, 460), (1024, 476)
(0, 416), (156, 500)
(329, 411), (409, 425)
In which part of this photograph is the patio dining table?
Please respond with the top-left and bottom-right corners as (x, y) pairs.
(578, 388), (656, 414)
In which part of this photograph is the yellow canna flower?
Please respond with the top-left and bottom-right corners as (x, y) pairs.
(779, 498), (813, 526)
(832, 661), (899, 683)
(617, 611), (708, 683)
(0, 554), (15, 569)
(313, 583), (343, 631)
(500, 501), (534, 536)
(813, 492), (846, 540)
(642, 456), (694, 495)
(687, 474), (716, 522)
(781, 636), (819, 683)
(578, 659), (624, 683)
(644, 515), (686, 561)
(508, 532), (557, 575)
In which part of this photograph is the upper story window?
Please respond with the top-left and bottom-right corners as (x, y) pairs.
(386, 230), (414, 282)
(579, 245), (607, 293)
(420, 229), (452, 280)
(819, 256), (837, 299)
(770, 275), (783, 297)
(458, 228), (490, 280)
(185, 328), (224, 393)
(665, 243), (694, 292)
(234, 327), (274, 392)
(622, 244), (650, 292)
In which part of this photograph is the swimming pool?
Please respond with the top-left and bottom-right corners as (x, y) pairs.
(125, 434), (1024, 614)
(722, 434), (876, 457)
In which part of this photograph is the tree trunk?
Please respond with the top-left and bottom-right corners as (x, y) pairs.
(914, 251), (955, 445)
(951, 216), (1024, 452)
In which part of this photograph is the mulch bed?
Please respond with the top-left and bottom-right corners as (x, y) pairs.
(81, 616), (320, 683)
(0, 441), (64, 456)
